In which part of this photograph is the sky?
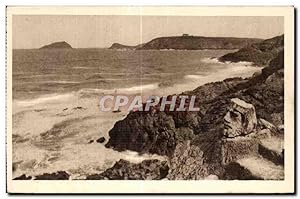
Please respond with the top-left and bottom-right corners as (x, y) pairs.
(12, 15), (284, 49)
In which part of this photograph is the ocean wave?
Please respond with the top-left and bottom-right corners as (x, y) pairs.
(201, 57), (254, 66)
(15, 93), (75, 107)
(14, 82), (161, 107)
(184, 75), (205, 79)
(39, 80), (80, 84)
(72, 66), (94, 69)
(78, 83), (159, 96)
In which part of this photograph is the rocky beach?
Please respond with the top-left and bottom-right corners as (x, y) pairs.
(12, 34), (284, 181)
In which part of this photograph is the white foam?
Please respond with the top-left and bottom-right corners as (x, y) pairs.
(185, 75), (204, 79)
(201, 57), (254, 66)
(78, 83), (159, 96)
(39, 80), (80, 84)
(15, 93), (75, 107)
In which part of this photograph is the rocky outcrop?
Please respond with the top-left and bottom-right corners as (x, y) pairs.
(105, 78), (247, 156)
(139, 36), (262, 50)
(40, 41), (73, 49)
(13, 171), (70, 180)
(13, 174), (32, 180)
(105, 112), (177, 156)
(86, 159), (169, 180)
(167, 141), (209, 180)
(96, 137), (106, 143)
(219, 35), (283, 66)
(224, 156), (284, 180)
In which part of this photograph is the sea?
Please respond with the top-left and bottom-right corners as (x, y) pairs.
(12, 49), (261, 179)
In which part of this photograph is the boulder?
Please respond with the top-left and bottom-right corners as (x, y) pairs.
(86, 159), (169, 180)
(223, 98), (257, 138)
(258, 118), (279, 134)
(96, 137), (106, 143)
(13, 174), (32, 180)
(13, 171), (70, 180)
(34, 171), (70, 180)
(105, 112), (177, 156)
(167, 141), (209, 180)
(224, 156), (284, 180)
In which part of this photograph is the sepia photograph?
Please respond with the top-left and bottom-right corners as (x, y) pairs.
(6, 6), (294, 194)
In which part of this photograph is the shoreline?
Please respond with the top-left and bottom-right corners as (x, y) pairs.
(12, 60), (261, 179)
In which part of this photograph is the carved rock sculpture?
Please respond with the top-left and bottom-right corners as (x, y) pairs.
(223, 98), (257, 138)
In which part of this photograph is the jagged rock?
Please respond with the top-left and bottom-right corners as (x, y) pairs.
(35, 171), (70, 180)
(13, 174), (32, 180)
(224, 156), (284, 180)
(167, 141), (209, 180)
(219, 35), (283, 66)
(105, 112), (177, 156)
(271, 112), (284, 127)
(258, 118), (279, 134)
(220, 137), (259, 164)
(96, 137), (106, 143)
(223, 98), (257, 138)
(259, 137), (284, 165)
(86, 159), (169, 180)
(13, 171), (70, 180)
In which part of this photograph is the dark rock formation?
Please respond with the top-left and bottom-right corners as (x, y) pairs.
(105, 78), (246, 156)
(224, 156), (284, 180)
(96, 137), (106, 143)
(34, 171), (70, 180)
(13, 171), (70, 180)
(40, 41), (73, 49)
(105, 112), (177, 156)
(219, 35), (283, 66)
(138, 36), (262, 50)
(13, 174), (32, 180)
(167, 141), (209, 180)
(86, 159), (169, 180)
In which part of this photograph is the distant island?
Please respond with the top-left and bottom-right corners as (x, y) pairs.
(40, 41), (73, 49)
(109, 34), (263, 50)
(109, 43), (144, 50)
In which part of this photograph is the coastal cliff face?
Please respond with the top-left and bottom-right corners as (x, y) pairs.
(138, 36), (262, 50)
(40, 41), (73, 49)
(219, 35), (283, 66)
(104, 35), (284, 180)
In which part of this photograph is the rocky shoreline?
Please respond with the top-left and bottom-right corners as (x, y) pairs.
(14, 35), (284, 180)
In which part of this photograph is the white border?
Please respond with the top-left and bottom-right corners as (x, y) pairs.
(5, 6), (294, 194)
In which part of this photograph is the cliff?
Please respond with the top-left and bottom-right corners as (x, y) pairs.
(40, 41), (73, 49)
(219, 35), (283, 66)
(138, 36), (262, 50)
